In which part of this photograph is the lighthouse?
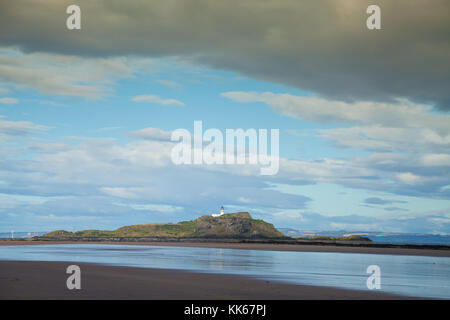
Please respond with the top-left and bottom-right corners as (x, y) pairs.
(212, 206), (225, 217)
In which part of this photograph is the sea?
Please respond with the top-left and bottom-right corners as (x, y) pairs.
(367, 234), (450, 246)
(278, 229), (450, 246)
(0, 244), (449, 299)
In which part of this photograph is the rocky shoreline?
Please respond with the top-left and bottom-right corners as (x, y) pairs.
(6, 236), (450, 251)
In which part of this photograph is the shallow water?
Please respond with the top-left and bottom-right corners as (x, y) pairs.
(0, 244), (449, 299)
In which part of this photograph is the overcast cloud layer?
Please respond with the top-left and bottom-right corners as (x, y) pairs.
(1, 0), (449, 109)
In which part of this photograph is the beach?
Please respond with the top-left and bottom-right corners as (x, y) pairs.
(1, 241), (447, 299)
(0, 260), (411, 300)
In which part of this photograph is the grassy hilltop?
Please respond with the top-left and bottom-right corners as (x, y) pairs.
(44, 212), (286, 239)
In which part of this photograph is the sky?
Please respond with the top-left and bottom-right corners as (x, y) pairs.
(0, 0), (449, 234)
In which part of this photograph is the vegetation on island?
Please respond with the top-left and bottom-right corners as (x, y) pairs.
(44, 212), (286, 239)
(43, 212), (372, 242)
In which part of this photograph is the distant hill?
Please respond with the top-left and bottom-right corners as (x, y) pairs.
(278, 228), (450, 245)
(0, 231), (46, 239)
(44, 212), (286, 239)
(277, 228), (371, 242)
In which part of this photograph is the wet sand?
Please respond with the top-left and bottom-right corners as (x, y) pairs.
(1, 240), (449, 257)
(0, 261), (413, 300)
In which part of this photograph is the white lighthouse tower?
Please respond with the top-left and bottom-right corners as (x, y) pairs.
(212, 206), (225, 217)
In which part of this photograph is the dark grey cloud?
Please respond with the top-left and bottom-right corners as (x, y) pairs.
(1, 0), (449, 109)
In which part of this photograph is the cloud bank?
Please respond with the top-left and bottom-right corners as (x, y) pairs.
(1, 115), (449, 232)
(1, 0), (449, 109)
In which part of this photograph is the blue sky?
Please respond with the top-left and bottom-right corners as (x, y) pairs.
(0, 1), (449, 234)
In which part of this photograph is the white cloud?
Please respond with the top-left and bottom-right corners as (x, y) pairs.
(132, 94), (185, 106)
(396, 172), (422, 185)
(0, 97), (18, 104)
(126, 127), (172, 141)
(223, 92), (450, 185)
(97, 126), (122, 132)
(237, 197), (252, 203)
(222, 92), (449, 130)
(318, 126), (450, 154)
(421, 154), (450, 167)
(0, 139), (448, 233)
(0, 115), (49, 142)
(157, 79), (181, 88)
(129, 203), (183, 213)
(329, 222), (380, 231)
(39, 100), (65, 107)
(0, 47), (145, 99)
(0, 88), (10, 94)
(0, 116), (448, 233)
(0, 115), (448, 202)
(27, 142), (70, 153)
(100, 187), (143, 199)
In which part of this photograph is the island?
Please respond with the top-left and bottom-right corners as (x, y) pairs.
(37, 212), (373, 245)
(42, 212), (289, 239)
